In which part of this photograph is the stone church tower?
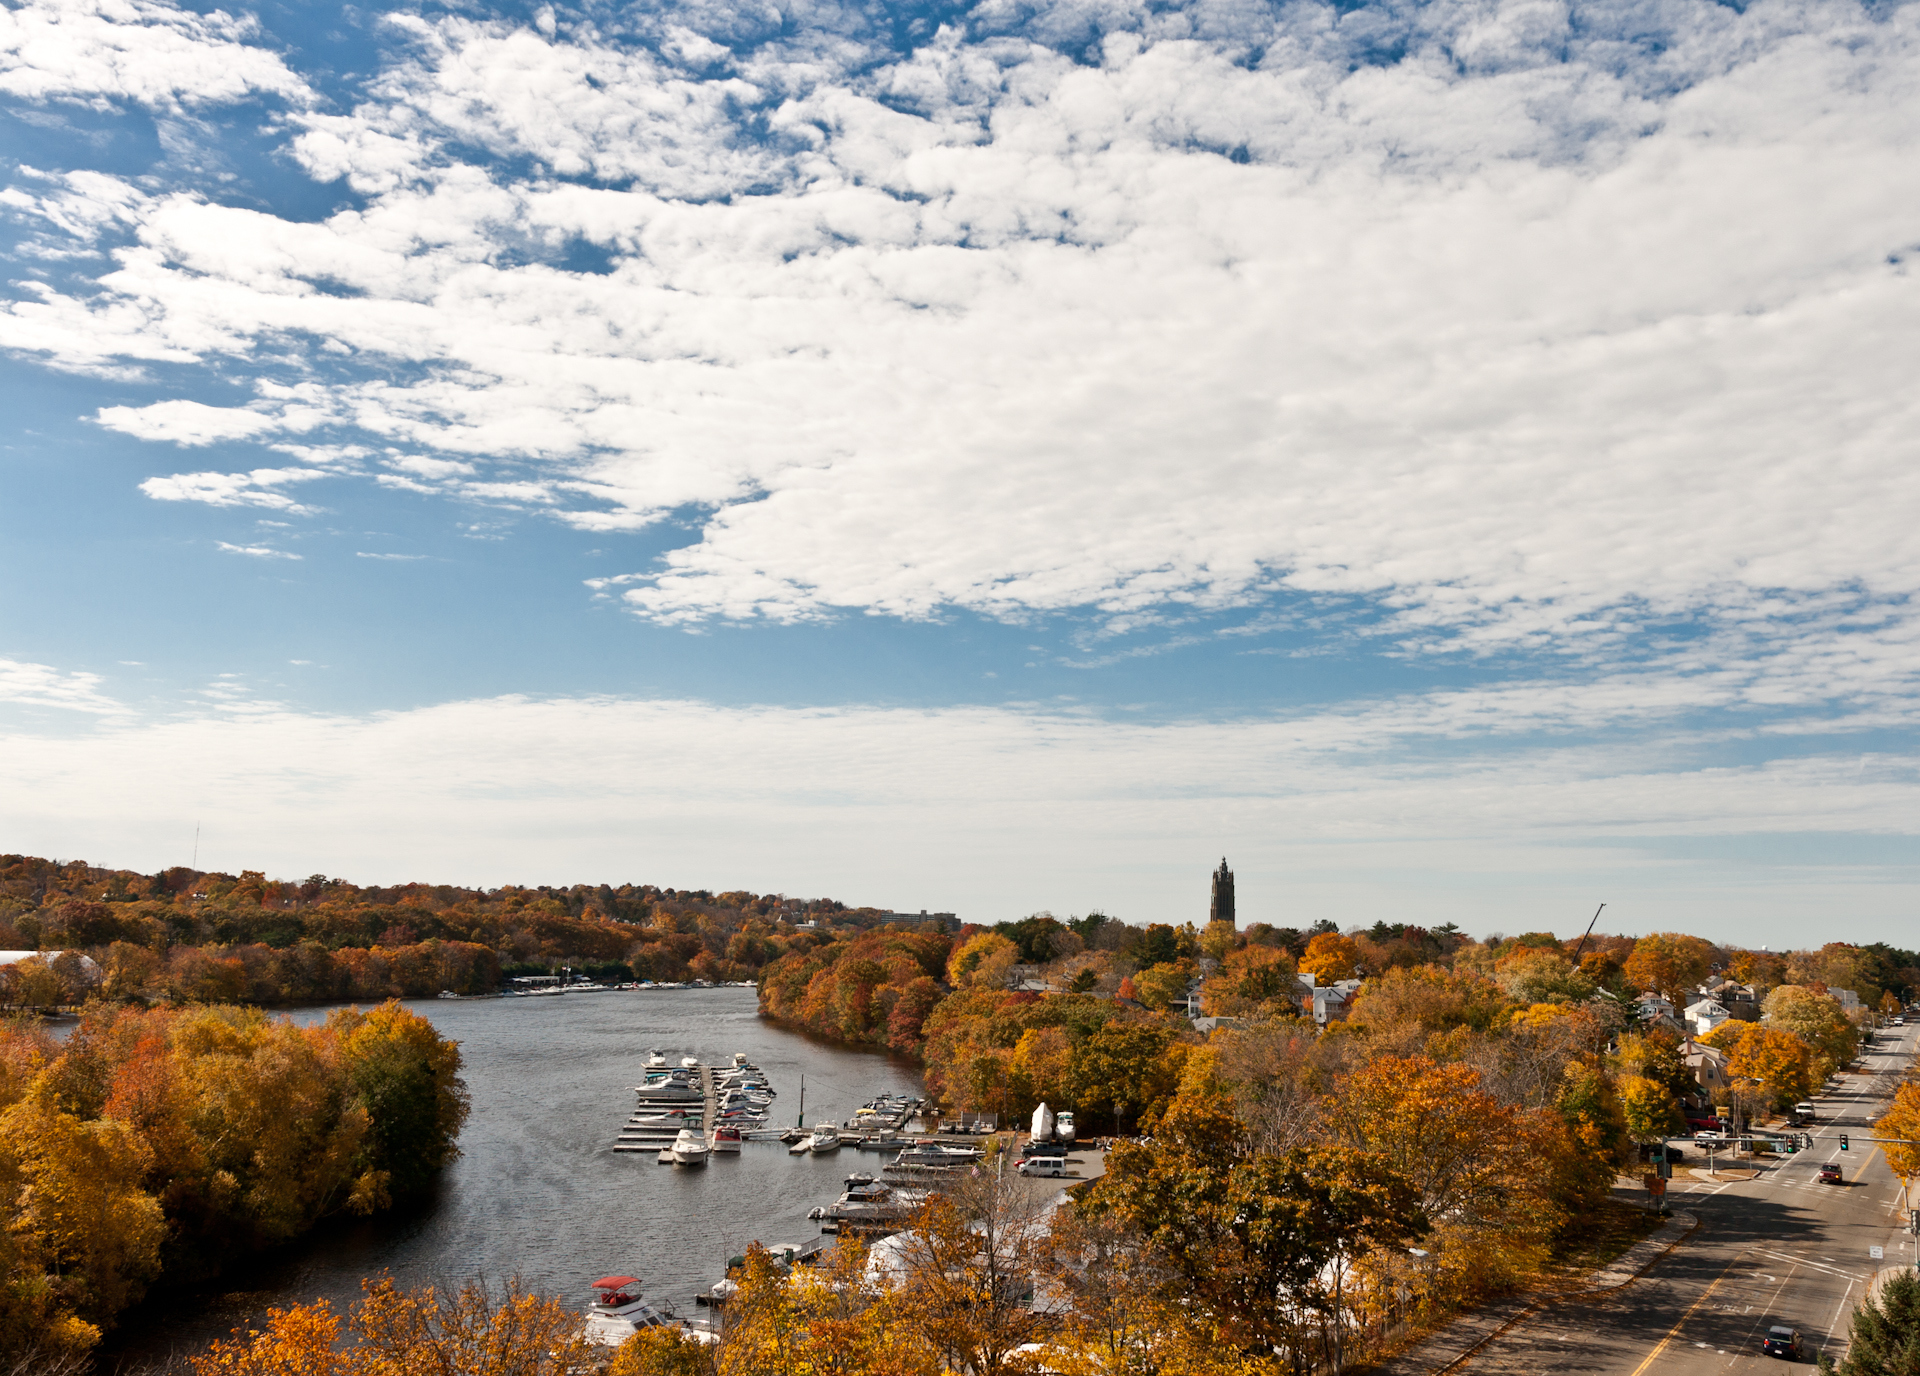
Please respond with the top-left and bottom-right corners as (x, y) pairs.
(1209, 857), (1235, 928)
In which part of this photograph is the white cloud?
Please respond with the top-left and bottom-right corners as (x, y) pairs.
(140, 467), (329, 512)
(215, 541), (301, 558)
(1, 689), (1916, 938)
(98, 399), (282, 445)
(3, 0), (1919, 716)
(356, 551), (427, 560)
(0, 657), (122, 714)
(0, 0), (310, 111)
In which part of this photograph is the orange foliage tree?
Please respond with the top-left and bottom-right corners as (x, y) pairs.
(0, 1001), (465, 1362)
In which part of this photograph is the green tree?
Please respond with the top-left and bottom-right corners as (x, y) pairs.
(1838, 1269), (1920, 1376)
(1069, 1023), (1181, 1133)
(331, 1003), (469, 1204)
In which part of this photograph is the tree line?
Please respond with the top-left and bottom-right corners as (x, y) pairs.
(0, 853), (899, 1008)
(0, 1000), (466, 1366)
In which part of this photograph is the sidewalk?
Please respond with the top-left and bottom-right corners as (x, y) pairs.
(1369, 1211), (1699, 1376)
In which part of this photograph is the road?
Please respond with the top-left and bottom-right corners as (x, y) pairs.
(1460, 1021), (1916, 1376)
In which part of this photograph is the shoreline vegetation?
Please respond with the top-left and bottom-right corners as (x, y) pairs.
(0, 998), (466, 1366)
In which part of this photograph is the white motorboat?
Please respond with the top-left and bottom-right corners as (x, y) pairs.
(1057, 1111), (1075, 1144)
(647, 1050), (668, 1068)
(896, 1143), (981, 1165)
(681, 1056), (702, 1069)
(711, 1124), (742, 1153)
(671, 1129), (712, 1166)
(584, 1277), (676, 1346)
(808, 1123), (843, 1153)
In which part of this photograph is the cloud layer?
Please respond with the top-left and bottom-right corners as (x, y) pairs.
(4, 686), (1917, 937)
(0, 0), (1915, 655)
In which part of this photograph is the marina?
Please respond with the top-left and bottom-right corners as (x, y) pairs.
(95, 988), (1104, 1366)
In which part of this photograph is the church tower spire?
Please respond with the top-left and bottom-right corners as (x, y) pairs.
(1209, 857), (1235, 928)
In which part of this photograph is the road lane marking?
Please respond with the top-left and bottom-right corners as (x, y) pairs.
(1625, 1246), (1753, 1376)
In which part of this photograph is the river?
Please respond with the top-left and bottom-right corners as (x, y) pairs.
(98, 988), (923, 1364)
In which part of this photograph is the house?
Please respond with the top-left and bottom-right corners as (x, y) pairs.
(1682, 998), (1732, 1037)
(1299, 972), (1361, 1025)
(1635, 992), (1683, 1032)
(1678, 1038), (1731, 1100)
(1699, 978), (1760, 1020)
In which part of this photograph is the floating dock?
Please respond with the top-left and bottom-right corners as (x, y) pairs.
(613, 1062), (718, 1156)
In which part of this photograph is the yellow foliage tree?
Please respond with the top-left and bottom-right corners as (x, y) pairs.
(1704, 1021), (1813, 1108)
(1299, 933), (1359, 982)
(1875, 1081), (1920, 1184)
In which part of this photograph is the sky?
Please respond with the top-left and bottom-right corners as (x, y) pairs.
(2, 0), (1919, 945)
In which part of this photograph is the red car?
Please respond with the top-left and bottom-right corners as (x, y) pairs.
(1819, 1163), (1842, 1183)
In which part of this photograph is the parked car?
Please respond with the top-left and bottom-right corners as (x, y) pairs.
(1820, 1163), (1842, 1183)
(1695, 1131), (1728, 1147)
(1761, 1327), (1803, 1359)
(1017, 1157), (1068, 1178)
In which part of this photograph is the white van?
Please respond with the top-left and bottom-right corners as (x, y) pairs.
(1017, 1157), (1068, 1178)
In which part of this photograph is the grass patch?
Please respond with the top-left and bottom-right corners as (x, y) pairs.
(1550, 1198), (1668, 1278)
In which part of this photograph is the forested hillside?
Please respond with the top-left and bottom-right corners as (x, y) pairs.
(0, 854), (873, 1006)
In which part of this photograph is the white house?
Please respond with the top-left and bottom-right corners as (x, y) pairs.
(1683, 998), (1732, 1037)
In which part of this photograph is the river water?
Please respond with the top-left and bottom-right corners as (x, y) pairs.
(99, 988), (922, 1365)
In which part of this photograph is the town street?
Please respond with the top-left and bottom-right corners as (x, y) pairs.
(1459, 1021), (1916, 1376)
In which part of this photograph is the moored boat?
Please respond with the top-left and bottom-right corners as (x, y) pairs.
(671, 1128), (712, 1166)
(807, 1123), (843, 1153)
(584, 1276), (675, 1346)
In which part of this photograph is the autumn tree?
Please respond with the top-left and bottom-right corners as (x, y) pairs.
(1617, 1074), (1683, 1143)
(1086, 1052), (1426, 1370)
(1622, 933), (1714, 1007)
(1704, 1022), (1813, 1109)
(1875, 1081), (1920, 1185)
(1761, 985), (1858, 1079)
(190, 1276), (590, 1376)
(1299, 932), (1360, 982)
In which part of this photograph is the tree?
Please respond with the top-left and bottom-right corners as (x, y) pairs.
(1704, 1022), (1813, 1109)
(1761, 986), (1857, 1079)
(1621, 934), (1713, 1007)
(1875, 1081), (1920, 1185)
(1069, 1023), (1182, 1133)
(1299, 933), (1359, 982)
(1838, 1268), (1920, 1376)
(611, 1327), (717, 1376)
(331, 1002), (469, 1203)
(1617, 1074), (1683, 1144)
(1134, 962), (1191, 1013)
(189, 1277), (591, 1376)
(886, 1184), (1048, 1376)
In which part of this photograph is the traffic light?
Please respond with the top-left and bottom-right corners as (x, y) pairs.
(1786, 1139), (1798, 1154)
(1840, 1133), (1849, 1151)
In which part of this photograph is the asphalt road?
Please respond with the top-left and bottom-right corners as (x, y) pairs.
(1461, 1021), (1917, 1376)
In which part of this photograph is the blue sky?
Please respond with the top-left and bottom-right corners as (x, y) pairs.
(3, 0), (1919, 943)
